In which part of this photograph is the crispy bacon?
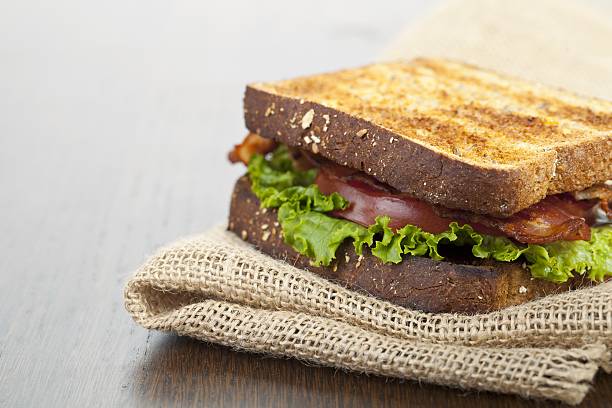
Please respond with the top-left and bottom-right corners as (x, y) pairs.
(572, 182), (612, 218)
(228, 133), (277, 165)
(439, 195), (593, 244)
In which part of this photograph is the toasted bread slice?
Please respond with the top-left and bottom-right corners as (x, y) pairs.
(244, 58), (612, 217)
(228, 175), (597, 314)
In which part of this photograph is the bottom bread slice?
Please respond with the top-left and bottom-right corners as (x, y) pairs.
(228, 175), (595, 313)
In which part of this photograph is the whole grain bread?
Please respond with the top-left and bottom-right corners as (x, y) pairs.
(228, 175), (596, 313)
(244, 58), (612, 217)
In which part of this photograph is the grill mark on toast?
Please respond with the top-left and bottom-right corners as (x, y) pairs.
(444, 105), (561, 144)
(355, 105), (541, 165)
(260, 61), (611, 159)
(389, 112), (535, 164)
(546, 104), (612, 130)
(418, 59), (612, 131)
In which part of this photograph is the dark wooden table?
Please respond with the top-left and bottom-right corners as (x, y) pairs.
(0, 1), (609, 406)
(129, 336), (610, 407)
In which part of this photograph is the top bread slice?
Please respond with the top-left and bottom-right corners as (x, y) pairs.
(243, 58), (612, 217)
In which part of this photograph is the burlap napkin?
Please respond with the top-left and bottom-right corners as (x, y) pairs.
(125, 226), (611, 405)
(125, 0), (612, 404)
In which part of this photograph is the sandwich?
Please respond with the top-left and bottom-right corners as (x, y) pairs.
(227, 58), (611, 313)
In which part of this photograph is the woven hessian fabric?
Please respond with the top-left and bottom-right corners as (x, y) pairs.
(125, 226), (611, 405)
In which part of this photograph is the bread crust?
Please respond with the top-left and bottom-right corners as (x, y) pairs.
(244, 86), (552, 217)
(243, 59), (612, 217)
(228, 175), (595, 314)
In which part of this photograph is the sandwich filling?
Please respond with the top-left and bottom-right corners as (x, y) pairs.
(230, 136), (611, 284)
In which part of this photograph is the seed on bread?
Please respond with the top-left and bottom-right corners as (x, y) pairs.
(356, 254), (364, 268)
(301, 109), (314, 129)
(322, 114), (330, 132)
(264, 103), (275, 117)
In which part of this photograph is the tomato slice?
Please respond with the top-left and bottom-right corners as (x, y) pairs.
(315, 165), (456, 234)
(315, 163), (593, 243)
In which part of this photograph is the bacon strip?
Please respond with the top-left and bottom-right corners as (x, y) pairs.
(228, 133), (277, 165)
(572, 182), (612, 218)
(439, 195), (593, 244)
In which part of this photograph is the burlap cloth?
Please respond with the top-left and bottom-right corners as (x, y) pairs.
(125, 0), (612, 404)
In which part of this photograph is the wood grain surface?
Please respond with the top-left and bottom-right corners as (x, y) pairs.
(0, 1), (609, 407)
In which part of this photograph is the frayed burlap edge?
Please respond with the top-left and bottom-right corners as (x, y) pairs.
(125, 226), (612, 405)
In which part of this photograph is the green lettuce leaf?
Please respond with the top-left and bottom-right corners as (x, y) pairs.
(246, 147), (612, 283)
(278, 204), (372, 266)
(248, 146), (347, 213)
(368, 216), (405, 263)
(523, 226), (612, 282)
